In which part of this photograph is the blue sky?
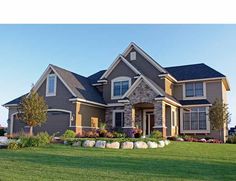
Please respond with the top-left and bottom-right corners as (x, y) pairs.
(0, 25), (235, 127)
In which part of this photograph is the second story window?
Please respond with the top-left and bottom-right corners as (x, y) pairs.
(185, 82), (204, 97)
(46, 74), (57, 97)
(111, 77), (131, 99)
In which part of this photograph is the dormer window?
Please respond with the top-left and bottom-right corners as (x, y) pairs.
(130, 51), (136, 61)
(111, 77), (131, 99)
(185, 82), (204, 98)
(46, 74), (57, 97)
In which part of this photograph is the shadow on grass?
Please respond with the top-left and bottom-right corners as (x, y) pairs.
(1, 146), (235, 181)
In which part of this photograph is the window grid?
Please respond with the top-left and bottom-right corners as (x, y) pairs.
(185, 82), (204, 97)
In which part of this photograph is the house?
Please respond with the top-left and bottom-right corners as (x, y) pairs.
(3, 42), (230, 141)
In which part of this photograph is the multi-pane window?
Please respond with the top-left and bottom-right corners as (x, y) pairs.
(185, 82), (204, 97)
(113, 81), (129, 97)
(113, 111), (124, 128)
(46, 74), (57, 96)
(183, 107), (207, 130)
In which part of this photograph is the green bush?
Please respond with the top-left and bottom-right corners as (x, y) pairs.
(19, 135), (40, 147)
(0, 129), (5, 136)
(150, 130), (163, 139)
(227, 135), (236, 144)
(62, 130), (76, 139)
(112, 132), (126, 138)
(7, 140), (20, 150)
(36, 132), (52, 146)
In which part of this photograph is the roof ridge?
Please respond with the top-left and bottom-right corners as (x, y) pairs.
(165, 63), (205, 69)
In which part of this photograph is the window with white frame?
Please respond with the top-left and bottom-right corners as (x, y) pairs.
(111, 77), (131, 99)
(46, 74), (57, 96)
(112, 110), (124, 128)
(130, 51), (136, 61)
(183, 107), (207, 130)
(185, 82), (204, 97)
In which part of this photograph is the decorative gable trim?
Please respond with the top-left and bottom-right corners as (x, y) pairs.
(33, 65), (77, 97)
(122, 76), (164, 99)
(100, 55), (141, 79)
(123, 42), (167, 73)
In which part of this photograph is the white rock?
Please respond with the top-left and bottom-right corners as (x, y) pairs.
(176, 137), (184, 142)
(147, 141), (158, 148)
(134, 141), (148, 149)
(83, 140), (95, 148)
(158, 140), (165, 148)
(72, 141), (82, 147)
(121, 142), (134, 149)
(0, 136), (8, 145)
(200, 138), (207, 142)
(95, 140), (106, 148)
(164, 140), (170, 145)
(106, 142), (120, 149)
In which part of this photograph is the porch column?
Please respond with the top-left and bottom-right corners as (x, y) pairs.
(153, 101), (167, 138)
(123, 103), (135, 137)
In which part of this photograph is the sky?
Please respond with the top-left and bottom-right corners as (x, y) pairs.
(0, 24), (235, 127)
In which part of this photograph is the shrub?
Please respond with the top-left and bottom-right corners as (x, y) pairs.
(132, 128), (143, 138)
(7, 140), (20, 150)
(150, 130), (163, 139)
(0, 128), (5, 136)
(62, 130), (76, 139)
(84, 130), (99, 138)
(19, 135), (41, 147)
(36, 132), (52, 145)
(113, 132), (126, 138)
(227, 135), (236, 144)
(105, 132), (113, 138)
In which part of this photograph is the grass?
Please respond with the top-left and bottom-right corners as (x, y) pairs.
(0, 142), (235, 181)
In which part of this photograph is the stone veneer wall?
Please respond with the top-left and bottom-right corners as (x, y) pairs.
(105, 106), (124, 128)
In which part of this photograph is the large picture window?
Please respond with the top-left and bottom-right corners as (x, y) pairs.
(183, 107), (207, 130)
(185, 82), (204, 97)
(111, 77), (131, 99)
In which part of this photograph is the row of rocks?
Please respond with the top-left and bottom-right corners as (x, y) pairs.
(71, 140), (170, 149)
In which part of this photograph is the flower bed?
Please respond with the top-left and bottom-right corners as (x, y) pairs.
(167, 136), (223, 144)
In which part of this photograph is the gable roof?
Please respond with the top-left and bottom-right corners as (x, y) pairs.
(88, 70), (106, 84)
(100, 55), (141, 79)
(3, 94), (27, 107)
(165, 63), (226, 81)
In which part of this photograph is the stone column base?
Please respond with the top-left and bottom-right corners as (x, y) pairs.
(153, 127), (167, 138)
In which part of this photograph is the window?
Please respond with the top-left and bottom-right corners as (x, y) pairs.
(185, 82), (204, 97)
(111, 77), (131, 99)
(112, 111), (124, 128)
(91, 117), (98, 128)
(183, 107), (207, 130)
(46, 74), (57, 96)
(130, 51), (136, 61)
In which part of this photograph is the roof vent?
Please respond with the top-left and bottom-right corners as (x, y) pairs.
(130, 51), (136, 61)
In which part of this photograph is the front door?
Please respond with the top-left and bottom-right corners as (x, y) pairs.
(143, 110), (154, 136)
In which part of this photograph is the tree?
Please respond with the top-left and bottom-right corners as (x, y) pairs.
(18, 90), (48, 135)
(209, 99), (231, 140)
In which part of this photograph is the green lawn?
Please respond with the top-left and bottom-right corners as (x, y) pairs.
(0, 142), (235, 181)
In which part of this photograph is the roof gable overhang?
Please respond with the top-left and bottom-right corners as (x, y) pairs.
(100, 55), (141, 80)
(33, 65), (77, 97)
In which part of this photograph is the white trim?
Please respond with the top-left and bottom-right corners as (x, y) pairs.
(177, 77), (226, 83)
(122, 126), (136, 129)
(112, 110), (124, 128)
(107, 103), (124, 107)
(180, 106), (210, 134)
(3, 104), (18, 107)
(92, 83), (102, 86)
(46, 74), (57, 97)
(122, 42), (167, 73)
(122, 76), (164, 99)
(155, 97), (181, 107)
(183, 82), (206, 100)
(117, 100), (130, 103)
(153, 126), (167, 129)
(33, 65), (77, 97)
(69, 98), (107, 108)
(10, 112), (18, 135)
(111, 76), (131, 100)
(182, 104), (212, 108)
(75, 126), (99, 129)
(158, 73), (177, 82)
(143, 109), (154, 136)
(97, 79), (108, 83)
(100, 55), (141, 79)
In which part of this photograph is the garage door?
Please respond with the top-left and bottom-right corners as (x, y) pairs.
(34, 111), (71, 135)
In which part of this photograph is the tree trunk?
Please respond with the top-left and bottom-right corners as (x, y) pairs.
(29, 126), (33, 136)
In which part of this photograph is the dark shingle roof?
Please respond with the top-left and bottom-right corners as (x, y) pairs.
(88, 70), (106, 84)
(51, 65), (105, 104)
(165, 63), (225, 81)
(179, 99), (211, 106)
(3, 94), (27, 106)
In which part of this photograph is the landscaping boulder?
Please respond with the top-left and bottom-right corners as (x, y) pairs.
(121, 142), (134, 149)
(106, 142), (120, 149)
(199, 138), (207, 143)
(0, 137), (8, 145)
(72, 141), (82, 147)
(176, 137), (184, 142)
(147, 141), (158, 148)
(164, 140), (170, 145)
(158, 141), (165, 148)
(95, 140), (106, 148)
(134, 141), (148, 149)
(83, 140), (95, 148)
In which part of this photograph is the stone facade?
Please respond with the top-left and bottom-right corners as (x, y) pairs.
(105, 106), (124, 128)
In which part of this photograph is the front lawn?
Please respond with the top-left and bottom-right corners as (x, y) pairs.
(0, 142), (235, 181)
